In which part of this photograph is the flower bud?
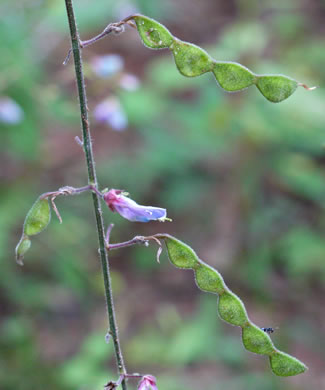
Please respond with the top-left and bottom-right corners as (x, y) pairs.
(138, 375), (158, 390)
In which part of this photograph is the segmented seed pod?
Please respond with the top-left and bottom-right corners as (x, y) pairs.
(270, 351), (307, 376)
(131, 14), (311, 102)
(23, 197), (51, 236)
(256, 74), (298, 103)
(15, 235), (31, 265)
(159, 234), (307, 377)
(170, 39), (215, 77)
(242, 323), (275, 355)
(15, 196), (52, 265)
(132, 14), (174, 49)
(217, 289), (249, 326)
(213, 62), (256, 91)
(194, 261), (225, 294)
(164, 235), (199, 269)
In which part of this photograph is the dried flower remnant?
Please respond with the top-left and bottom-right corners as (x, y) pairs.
(104, 381), (118, 390)
(137, 375), (158, 390)
(103, 189), (170, 222)
(94, 97), (128, 131)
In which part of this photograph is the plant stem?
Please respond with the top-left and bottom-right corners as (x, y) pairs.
(64, 1), (127, 388)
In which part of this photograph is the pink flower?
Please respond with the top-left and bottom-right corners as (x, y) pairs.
(137, 375), (158, 390)
(103, 189), (169, 223)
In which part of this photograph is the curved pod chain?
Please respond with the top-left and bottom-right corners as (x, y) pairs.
(156, 234), (307, 377)
(131, 14), (314, 103)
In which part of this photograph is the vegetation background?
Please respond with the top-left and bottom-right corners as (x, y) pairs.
(1, 0), (325, 389)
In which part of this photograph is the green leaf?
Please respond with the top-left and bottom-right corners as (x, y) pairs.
(256, 75), (298, 103)
(170, 39), (214, 77)
(213, 62), (256, 91)
(270, 351), (308, 376)
(15, 235), (31, 266)
(23, 197), (51, 236)
(133, 14), (174, 49)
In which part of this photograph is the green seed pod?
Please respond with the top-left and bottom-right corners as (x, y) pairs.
(242, 324), (275, 355)
(170, 39), (215, 77)
(213, 62), (256, 91)
(270, 351), (308, 377)
(15, 235), (31, 266)
(256, 74), (298, 103)
(133, 14), (174, 49)
(23, 197), (51, 236)
(194, 261), (225, 294)
(158, 234), (307, 376)
(164, 236), (199, 269)
(218, 290), (249, 326)
(131, 14), (308, 102)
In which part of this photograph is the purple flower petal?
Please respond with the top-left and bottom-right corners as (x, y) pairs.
(114, 202), (166, 222)
(103, 189), (169, 223)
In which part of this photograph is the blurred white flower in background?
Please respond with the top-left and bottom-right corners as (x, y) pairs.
(94, 97), (128, 131)
(90, 54), (140, 131)
(91, 55), (124, 78)
(119, 73), (140, 91)
(0, 97), (24, 125)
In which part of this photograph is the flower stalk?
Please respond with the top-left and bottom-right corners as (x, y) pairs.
(64, 1), (127, 388)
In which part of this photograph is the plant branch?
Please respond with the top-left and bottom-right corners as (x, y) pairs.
(107, 236), (150, 251)
(63, 18), (135, 65)
(105, 231), (163, 263)
(64, 1), (127, 388)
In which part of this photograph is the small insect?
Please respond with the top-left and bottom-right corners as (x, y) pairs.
(261, 327), (278, 334)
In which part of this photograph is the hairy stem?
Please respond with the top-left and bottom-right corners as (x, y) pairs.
(64, 1), (127, 388)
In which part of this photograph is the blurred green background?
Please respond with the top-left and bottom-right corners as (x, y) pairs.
(1, 0), (325, 389)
